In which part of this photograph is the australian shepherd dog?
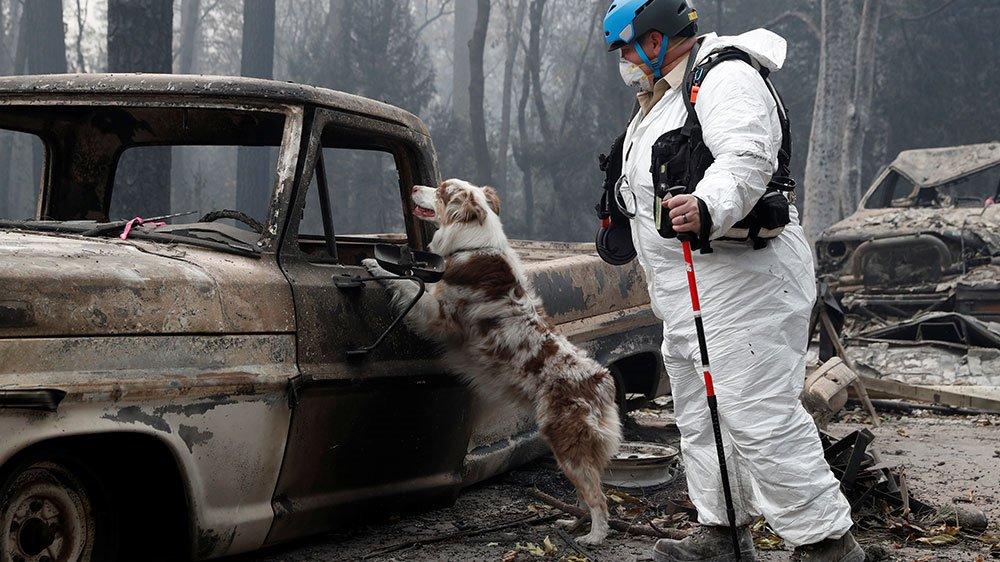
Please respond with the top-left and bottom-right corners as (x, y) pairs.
(363, 179), (622, 544)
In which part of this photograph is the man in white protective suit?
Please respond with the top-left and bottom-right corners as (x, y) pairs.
(600, 1), (864, 561)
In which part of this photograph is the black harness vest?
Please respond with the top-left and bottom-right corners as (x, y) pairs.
(595, 44), (796, 264)
(651, 43), (796, 253)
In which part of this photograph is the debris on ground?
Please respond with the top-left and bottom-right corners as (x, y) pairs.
(803, 357), (859, 428)
(238, 396), (1000, 561)
(601, 441), (681, 489)
(846, 312), (1000, 389)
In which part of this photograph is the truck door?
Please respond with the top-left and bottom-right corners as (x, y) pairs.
(266, 109), (473, 544)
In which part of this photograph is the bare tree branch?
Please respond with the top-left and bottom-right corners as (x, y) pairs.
(198, 0), (223, 27)
(416, 0), (453, 35)
(762, 10), (821, 41)
(891, 0), (959, 21)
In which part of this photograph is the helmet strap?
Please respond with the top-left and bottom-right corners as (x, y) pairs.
(633, 36), (670, 80)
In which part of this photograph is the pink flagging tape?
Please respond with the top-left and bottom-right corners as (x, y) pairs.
(120, 217), (167, 240)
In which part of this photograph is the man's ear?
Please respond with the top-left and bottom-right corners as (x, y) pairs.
(647, 30), (665, 57)
(482, 186), (501, 215)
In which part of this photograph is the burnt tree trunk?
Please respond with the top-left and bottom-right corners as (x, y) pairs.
(513, 0), (551, 238)
(452, 0), (476, 123)
(526, 0), (552, 142)
(73, 0), (87, 72)
(838, 0), (881, 214)
(178, 0), (202, 74)
(0, 3), (12, 216)
(108, 0), (173, 218)
(802, 0), (880, 240)
(14, 0), (67, 218)
(0, 5), (6, 74)
(496, 0), (528, 191)
(469, 0), (492, 186)
(24, 0), (67, 75)
(236, 0), (276, 222)
(515, 66), (534, 238)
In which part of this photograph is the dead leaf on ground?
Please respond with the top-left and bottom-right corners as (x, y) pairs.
(517, 541), (546, 556)
(973, 533), (1000, 545)
(754, 534), (784, 550)
(606, 489), (645, 506)
(512, 537), (559, 558)
(542, 536), (557, 555)
(650, 513), (689, 528)
(916, 533), (959, 546)
(749, 517), (784, 551)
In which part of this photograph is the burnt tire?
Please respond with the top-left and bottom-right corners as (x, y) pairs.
(0, 457), (115, 562)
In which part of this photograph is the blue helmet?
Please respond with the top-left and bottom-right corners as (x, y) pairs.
(604, 0), (698, 79)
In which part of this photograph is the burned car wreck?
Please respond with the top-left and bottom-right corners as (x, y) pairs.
(815, 142), (1000, 387)
(0, 74), (666, 561)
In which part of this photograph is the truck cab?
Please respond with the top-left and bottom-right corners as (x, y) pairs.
(0, 74), (664, 561)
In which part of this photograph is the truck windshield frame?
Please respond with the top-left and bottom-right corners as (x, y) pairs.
(280, 106), (438, 264)
(0, 98), (305, 254)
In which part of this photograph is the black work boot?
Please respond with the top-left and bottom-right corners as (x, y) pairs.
(652, 525), (757, 562)
(791, 531), (864, 562)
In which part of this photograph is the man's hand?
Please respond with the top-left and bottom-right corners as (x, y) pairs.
(664, 194), (701, 234)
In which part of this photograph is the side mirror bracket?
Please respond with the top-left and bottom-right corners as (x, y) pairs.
(340, 244), (445, 358)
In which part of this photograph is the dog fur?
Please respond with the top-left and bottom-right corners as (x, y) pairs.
(362, 179), (622, 545)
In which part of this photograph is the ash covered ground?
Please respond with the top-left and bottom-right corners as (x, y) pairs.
(233, 404), (1000, 562)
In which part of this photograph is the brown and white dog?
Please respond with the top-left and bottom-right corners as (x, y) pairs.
(363, 179), (622, 545)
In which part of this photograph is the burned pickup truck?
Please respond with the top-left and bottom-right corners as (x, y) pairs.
(815, 142), (1000, 386)
(816, 142), (1000, 318)
(0, 74), (664, 561)
(816, 142), (1000, 306)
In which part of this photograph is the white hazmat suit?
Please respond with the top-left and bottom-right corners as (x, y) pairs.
(622, 29), (854, 547)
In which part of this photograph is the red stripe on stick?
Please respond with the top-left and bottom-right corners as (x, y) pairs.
(703, 372), (715, 397)
(681, 241), (701, 312)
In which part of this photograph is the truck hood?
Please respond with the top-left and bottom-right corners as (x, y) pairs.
(820, 205), (1000, 250)
(0, 230), (294, 337)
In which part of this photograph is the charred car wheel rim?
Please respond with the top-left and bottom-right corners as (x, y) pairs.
(2, 463), (92, 562)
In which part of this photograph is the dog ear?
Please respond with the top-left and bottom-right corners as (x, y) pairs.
(448, 192), (487, 225)
(482, 186), (501, 215)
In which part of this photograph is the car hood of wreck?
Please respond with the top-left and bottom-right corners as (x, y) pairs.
(817, 142), (1000, 285)
(0, 230), (294, 337)
(822, 204), (1000, 244)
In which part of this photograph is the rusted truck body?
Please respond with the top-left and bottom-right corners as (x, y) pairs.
(0, 74), (664, 560)
(815, 143), (1000, 321)
(813, 143), (1000, 386)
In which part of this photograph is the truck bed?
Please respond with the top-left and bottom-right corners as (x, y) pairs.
(512, 240), (651, 328)
(510, 239), (597, 262)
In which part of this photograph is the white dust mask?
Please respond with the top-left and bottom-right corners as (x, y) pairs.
(619, 58), (653, 93)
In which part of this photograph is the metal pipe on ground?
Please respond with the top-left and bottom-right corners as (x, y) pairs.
(850, 398), (997, 417)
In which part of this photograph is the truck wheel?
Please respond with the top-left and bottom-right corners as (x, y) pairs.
(0, 458), (112, 562)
